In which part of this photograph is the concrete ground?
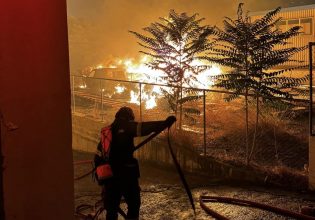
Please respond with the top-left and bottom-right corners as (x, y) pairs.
(73, 150), (315, 220)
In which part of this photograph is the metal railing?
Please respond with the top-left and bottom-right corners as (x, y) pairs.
(71, 74), (211, 152)
(71, 74), (309, 169)
(309, 42), (315, 136)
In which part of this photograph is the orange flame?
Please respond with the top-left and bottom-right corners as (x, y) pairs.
(96, 55), (222, 109)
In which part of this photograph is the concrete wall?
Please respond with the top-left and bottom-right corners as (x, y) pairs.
(310, 136), (315, 190)
(72, 115), (267, 185)
(72, 114), (107, 152)
(0, 1), (74, 219)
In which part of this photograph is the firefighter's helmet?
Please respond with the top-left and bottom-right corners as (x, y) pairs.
(115, 106), (135, 121)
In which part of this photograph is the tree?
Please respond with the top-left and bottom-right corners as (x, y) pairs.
(130, 10), (212, 128)
(203, 3), (308, 164)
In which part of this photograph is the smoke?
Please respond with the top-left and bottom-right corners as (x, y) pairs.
(67, 0), (314, 72)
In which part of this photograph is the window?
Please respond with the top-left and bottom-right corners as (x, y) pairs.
(276, 18), (313, 35)
(287, 19), (299, 30)
(300, 18), (312, 35)
(276, 20), (287, 31)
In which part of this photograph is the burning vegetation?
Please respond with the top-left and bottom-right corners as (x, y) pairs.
(87, 56), (222, 110)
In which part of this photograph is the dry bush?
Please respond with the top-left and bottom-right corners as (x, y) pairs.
(152, 95), (309, 189)
(167, 128), (198, 149)
(205, 99), (251, 160)
(205, 100), (308, 171)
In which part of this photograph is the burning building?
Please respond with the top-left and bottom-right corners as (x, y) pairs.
(84, 66), (127, 94)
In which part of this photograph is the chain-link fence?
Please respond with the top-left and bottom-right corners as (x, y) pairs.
(71, 75), (309, 171)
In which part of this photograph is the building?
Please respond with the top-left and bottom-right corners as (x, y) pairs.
(252, 4), (315, 190)
(82, 67), (127, 94)
(250, 4), (315, 70)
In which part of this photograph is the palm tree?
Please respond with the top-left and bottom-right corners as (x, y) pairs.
(202, 3), (308, 164)
(130, 10), (212, 129)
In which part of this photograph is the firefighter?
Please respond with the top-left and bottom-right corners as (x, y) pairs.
(101, 106), (176, 220)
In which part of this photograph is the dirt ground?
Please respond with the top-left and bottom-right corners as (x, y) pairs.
(73, 150), (315, 220)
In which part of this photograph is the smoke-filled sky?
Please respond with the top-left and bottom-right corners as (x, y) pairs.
(66, 0), (315, 72)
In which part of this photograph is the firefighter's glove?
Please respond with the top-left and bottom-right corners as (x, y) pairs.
(165, 116), (176, 128)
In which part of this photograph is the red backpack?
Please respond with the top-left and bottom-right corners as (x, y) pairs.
(100, 126), (112, 154)
(95, 126), (113, 183)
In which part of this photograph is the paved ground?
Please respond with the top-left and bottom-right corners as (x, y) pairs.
(73, 150), (315, 220)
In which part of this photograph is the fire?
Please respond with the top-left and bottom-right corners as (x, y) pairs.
(190, 61), (221, 89)
(121, 55), (221, 89)
(120, 55), (221, 109)
(142, 92), (157, 109)
(129, 89), (157, 109)
(130, 90), (140, 105)
(115, 85), (126, 94)
(79, 84), (87, 89)
(95, 55), (222, 109)
(122, 56), (165, 83)
(96, 64), (104, 69)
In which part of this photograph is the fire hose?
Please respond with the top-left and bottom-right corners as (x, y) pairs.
(74, 160), (94, 181)
(199, 195), (315, 220)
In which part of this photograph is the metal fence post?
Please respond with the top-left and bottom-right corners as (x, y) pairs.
(203, 90), (206, 156)
(72, 75), (75, 113)
(309, 42), (315, 135)
(100, 79), (104, 121)
(139, 82), (142, 122)
(310, 43), (313, 135)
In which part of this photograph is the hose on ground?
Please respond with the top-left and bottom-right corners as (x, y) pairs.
(200, 195), (315, 220)
(74, 160), (315, 220)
